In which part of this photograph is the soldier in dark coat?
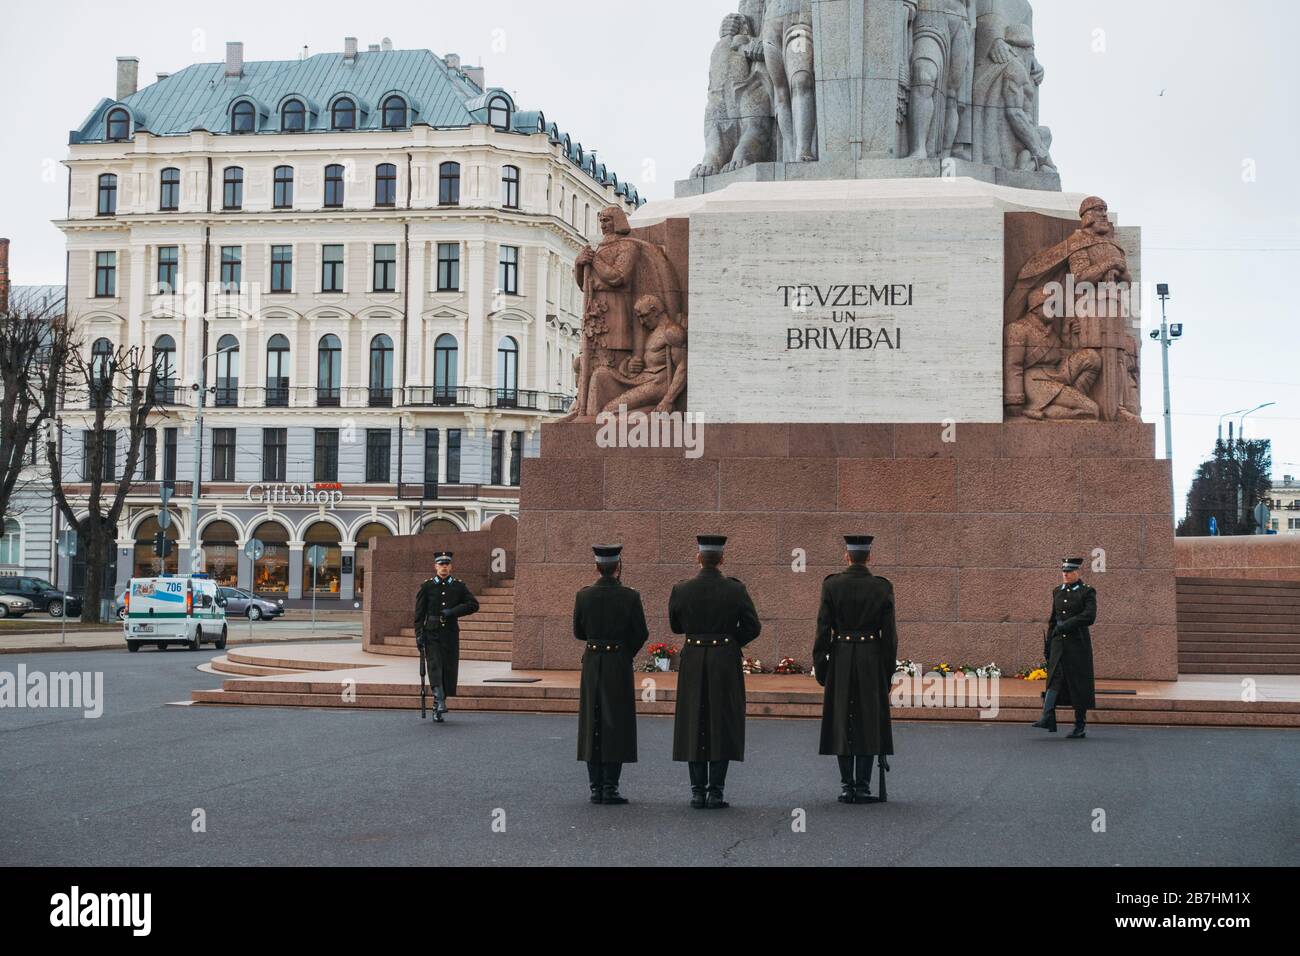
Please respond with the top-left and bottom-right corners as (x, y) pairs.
(574, 544), (649, 805)
(414, 551), (480, 721)
(812, 535), (898, 803)
(1032, 558), (1098, 739)
(669, 535), (762, 809)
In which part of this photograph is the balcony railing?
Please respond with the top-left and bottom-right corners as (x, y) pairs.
(397, 483), (520, 501)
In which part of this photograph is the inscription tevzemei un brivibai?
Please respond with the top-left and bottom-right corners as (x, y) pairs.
(779, 283), (912, 351)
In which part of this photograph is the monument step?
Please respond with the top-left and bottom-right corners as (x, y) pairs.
(225, 649), (370, 672)
(1179, 651), (1300, 665)
(1178, 663), (1300, 676)
(1176, 612), (1300, 627)
(208, 655), (311, 677)
(1178, 577), (1300, 591)
(1177, 624), (1300, 638)
(1179, 641), (1300, 654)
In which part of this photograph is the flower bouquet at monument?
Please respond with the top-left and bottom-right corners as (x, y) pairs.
(773, 657), (804, 675)
(895, 659), (921, 677)
(645, 642), (676, 673)
(741, 657), (766, 675)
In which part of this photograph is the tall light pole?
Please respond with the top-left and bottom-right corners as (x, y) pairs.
(1218, 407), (1250, 446)
(1152, 284), (1178, 525)
(1239, 402), (1276, 441)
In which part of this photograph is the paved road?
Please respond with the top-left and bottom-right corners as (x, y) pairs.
(0, 615), (359, 653)
(2, 649), (1297, 867)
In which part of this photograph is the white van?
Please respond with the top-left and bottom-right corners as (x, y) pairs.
(123, 574), (228, 653)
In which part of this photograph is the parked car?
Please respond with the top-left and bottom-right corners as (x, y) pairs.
(218, 587), (284, 621)
(114, 588), (129, 621)
(0, 593), (35, 618)
(0, 576), (83, 618)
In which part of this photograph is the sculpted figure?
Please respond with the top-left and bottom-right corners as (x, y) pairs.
(756, 0), (818, 163)
(693, 13), (775, 177)
(1004, 287), (1103, 421)
(585, 295), (688, 415)
(906, 0), (975, 161)
(1118, 334), (1141, 423)
(971, 0), (1054, 171)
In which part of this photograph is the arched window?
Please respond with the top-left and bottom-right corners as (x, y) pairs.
(317, 334), (342, 406)
(231, 101), (255, 133)
(222, 166), (243, 209)
(200, 520), (239, 587)
(152, 335), (176, 404)
(438, 161), (460, 205)
(159, 167), (180, 211)
(488, 96), (511, 130)
(215, 334), (239, 407)
(265, 334), (290, 407)
(272, 165), (294, 209)
(90, 338), (114, 405)
(352, 522), (392, 598)
(368, 334), (393, 406)
(0, 519), (20, 566)
(496, 335), (519, 406)
(281, 99), (305, 132)
(381, 95), (406, 129)
(302, 522), (342, 595)
(97, 174), (117, 216)
(434, 334), (458, 403)
(375, 163), (397, 207)
(501, 165), (520, 209)
(250, 521), (289, 593)
(331, 97), (356, 130)
(106, 108), (130, 141)
(323, 164), (344, 208)
(133, 514), (179, 577)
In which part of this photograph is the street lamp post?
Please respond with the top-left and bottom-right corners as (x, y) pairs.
(1218, 407), (1250, 446)
(1239, 402), (1276, 441)
(1153, 284), (1177, 526)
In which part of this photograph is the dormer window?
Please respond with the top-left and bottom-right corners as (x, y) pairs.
(332, 98), (356, 131)
(106, 108), (130, 141)
(488, 97), (511, 130)
(381, 96), (406, 129)
(281, 99), (306, 132)
(231, 101), (255, 134)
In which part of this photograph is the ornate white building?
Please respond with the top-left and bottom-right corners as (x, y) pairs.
(55, 38), (639, 603)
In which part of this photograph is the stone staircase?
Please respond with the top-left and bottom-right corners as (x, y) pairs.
(370, 580), (515, 663)
(1177, 577), (1300, 675)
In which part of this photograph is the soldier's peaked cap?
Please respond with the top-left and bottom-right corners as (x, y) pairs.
(697, 535), (728, 553)
(434, 552), (454, 563)
(1061, 557), (1085, 572)
(844, 535), (875, 554)
(593, 545), (623, 560)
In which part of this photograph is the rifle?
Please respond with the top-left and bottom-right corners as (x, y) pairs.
(876, 754), (889, 803)
(418, 636), (428, 720)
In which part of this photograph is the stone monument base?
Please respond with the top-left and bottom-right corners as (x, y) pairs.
(675, 158), (1062, 198)
(514, 421), (1176, 680)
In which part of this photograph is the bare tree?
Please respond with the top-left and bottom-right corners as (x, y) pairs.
(44, 333), (161, 622)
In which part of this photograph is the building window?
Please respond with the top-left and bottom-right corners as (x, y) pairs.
(97, 174), (117, 216)
(331, 97), (356, 131)
(273, 166), (294, 208)
(212, 428), (236, 481)
(314, 429), (340, 481)
(502, 165), (520, 209)
(302, 522), (342, 595)
(251, 522), (289, 593)
(201, 521), (239, 588)
(423, 429), (439, 495)
(89, 338), (113, 407)
(219, 246), (241, 293)
(159, 167), (180, 211)
(152, 335), (176, 403)
(497, 335), (519, 406)
(446, 429), (461, 484)
(498, 246), (519, 295)
(262, 428), (287, 481)
(321, 244), (344, 292)
(434, 334), (458, 402)
(375, 163), (397, 206)
(381, 95), (406, 129)
(0, 520), (19, 566)
(231, 101), (255, 134)
(366, 429), (392, 482)
(488, 97), (511, 130)
(323, 164), (345, 208)
(372, 244), (397, 292)
(439, 162), (460, 205)
(369, 334), (394, 405)
(81, 429), (117, 481)
(265, 334), (290, 406)
(163, 428), (178, 484)
(436, 243), (460, 291)
(94, 252), (117, 297)
(215, 334), (239, 407)
(270, 245), (293, 293)
(281, 99), (305, 132)
(491, 430), (504, 485)
(141, 428), (157, 481)
(222, 167), (243, 209)
(317, 334), (342, 406)
(510, 431), (522, 486)
(106, 108), (130, 141)
(156, 246), (178, 294)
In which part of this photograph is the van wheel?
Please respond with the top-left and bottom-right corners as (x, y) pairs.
(189, 629), (202, 652)
(127, 640), (140, 653)
(215, 626), (228, 651)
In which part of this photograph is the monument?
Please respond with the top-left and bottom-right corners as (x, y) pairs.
(513, 0), (1177, 683)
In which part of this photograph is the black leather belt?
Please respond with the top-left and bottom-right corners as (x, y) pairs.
(835, 633), (879, 643)
(585, 643), (624, 652)
(685, 635), (733, 647)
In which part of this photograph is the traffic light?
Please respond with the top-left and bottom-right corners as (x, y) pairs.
(154, 533), (172, 558)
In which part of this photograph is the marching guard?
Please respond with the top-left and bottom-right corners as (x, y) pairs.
(413, 551), (480, 722)
(1032, 558), (1098, 739)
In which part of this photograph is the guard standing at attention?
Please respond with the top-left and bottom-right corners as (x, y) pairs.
(1032, 558), (1098, 739)
(573, 544), (649, 805)
(669, 536), (761, 810)
(812, 535), (898, 804)
(414, 551), (480, 722)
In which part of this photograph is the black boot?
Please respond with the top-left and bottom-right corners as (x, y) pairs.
(601, 762), (628, 804)
(837, 756), (856, 803)
(705, 760), (730, 809)
(1067, 709), (1087, 739)
(587, 762), (604, 804)
(433, 685), (447, 722)
(688, 761), (708, 809)
(854, 755), (878, 803)
(1031, 688), (1058, 732)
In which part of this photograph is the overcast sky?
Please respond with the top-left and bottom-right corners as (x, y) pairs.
(2, 0), (1297, 515)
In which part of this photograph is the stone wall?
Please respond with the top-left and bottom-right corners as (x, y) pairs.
(1175, 535), (1300, 584)
(514, 421), (1178, 680)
